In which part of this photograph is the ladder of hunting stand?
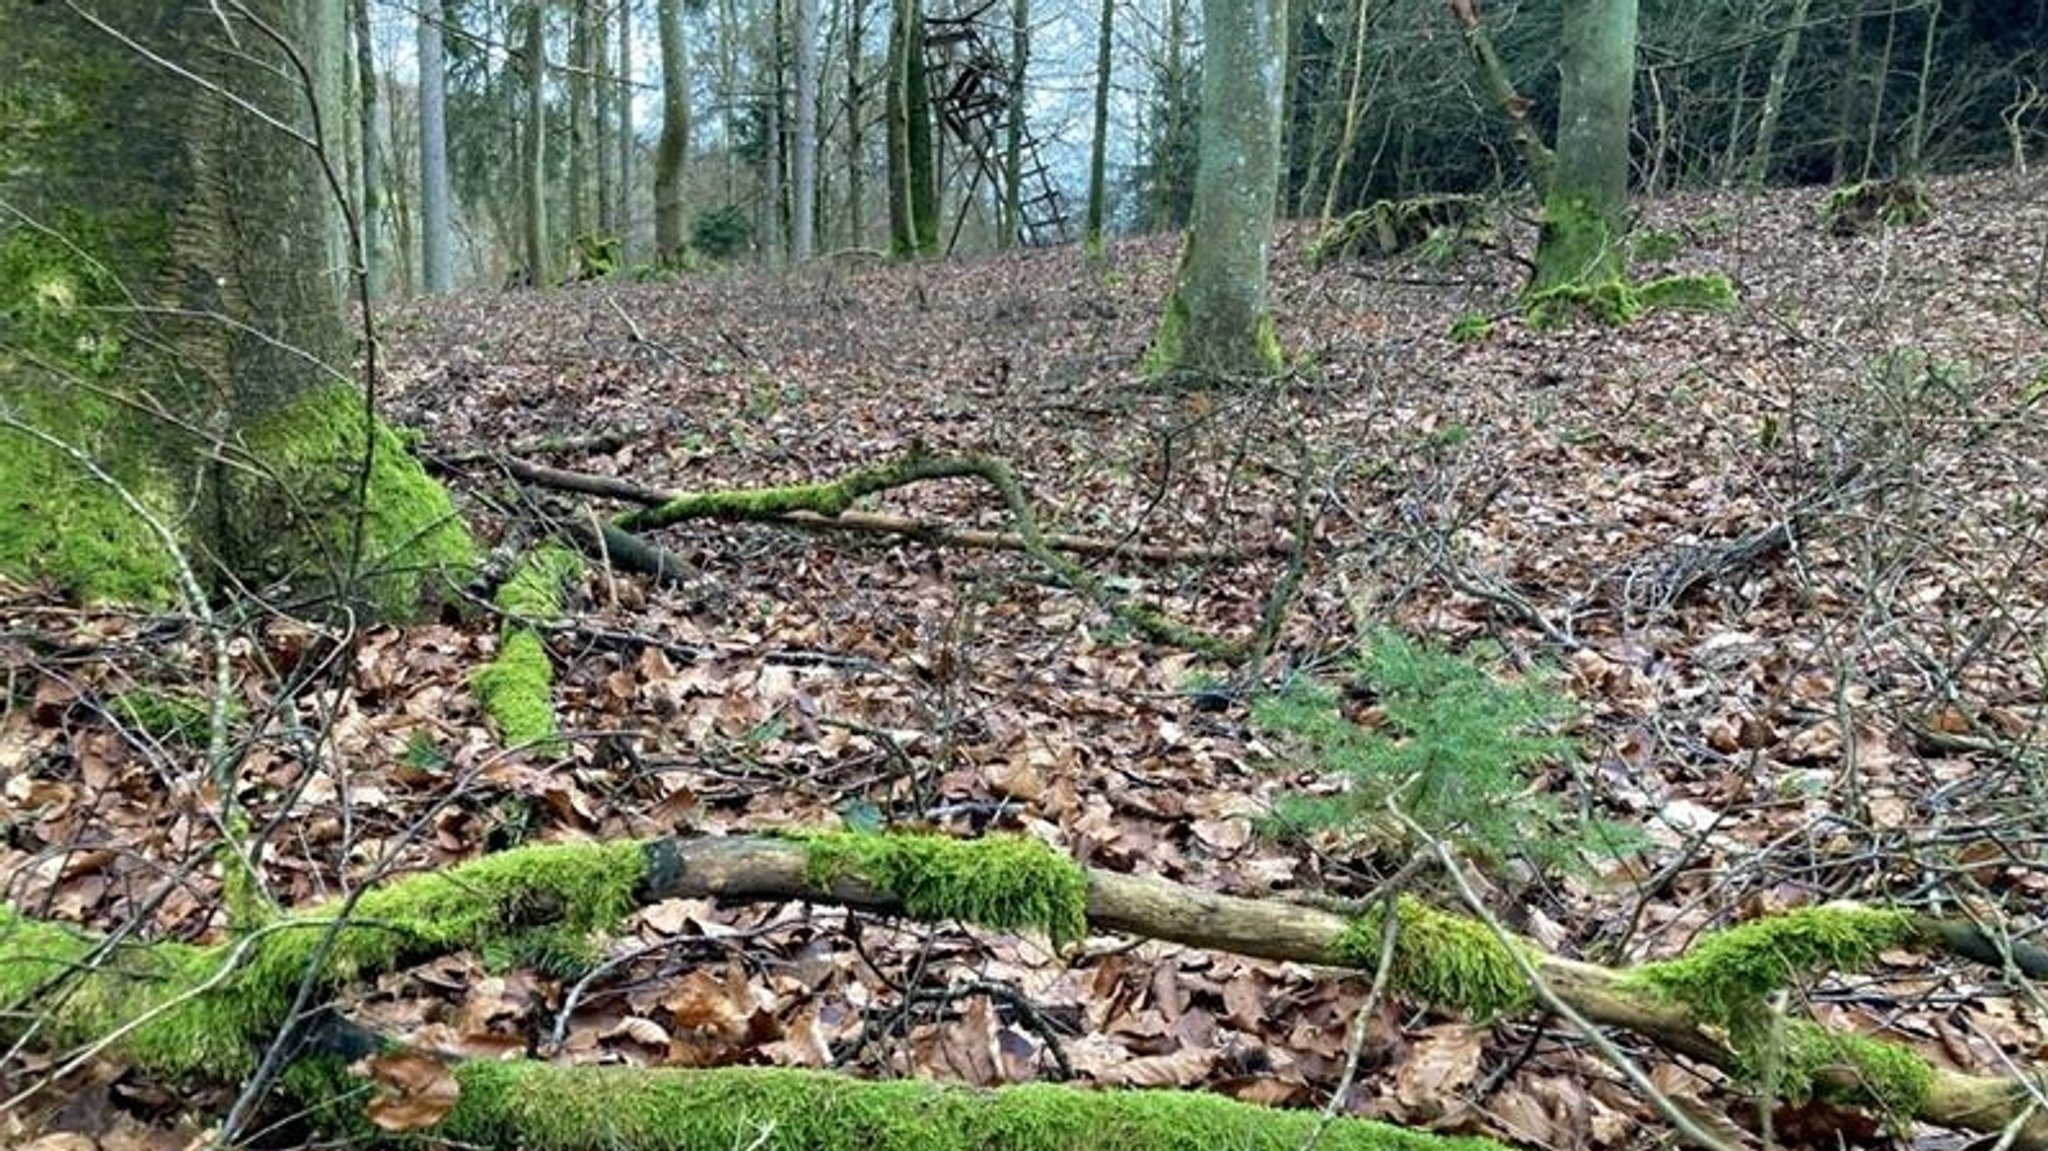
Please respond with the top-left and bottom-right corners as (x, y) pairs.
(923, 7), (1069, 249)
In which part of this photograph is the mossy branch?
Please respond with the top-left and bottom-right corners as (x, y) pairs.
(8, 834), (2048, 1145)
(609, 450), (1246, 661)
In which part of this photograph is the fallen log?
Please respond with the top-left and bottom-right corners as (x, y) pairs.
(6, 831), (2039, 1147)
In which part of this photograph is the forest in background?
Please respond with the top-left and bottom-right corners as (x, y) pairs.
(350, 0), (2047, 292)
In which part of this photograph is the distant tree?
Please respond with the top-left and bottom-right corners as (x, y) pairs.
(352, 0), (383, 297)
(0, 2), (471, 609)
(1135, 0), (1196, 231)
(655, 0), (692, 262)
(1001, 0), (1029, 248)
(794, 0), (821, 259)
(617, 0), (637, 263)
(763, 0), (787, 268)
(568, 0), (597, 244)
(845, 0), (870, 246)
(1527, 0), (1637, 303)
(886, 0), (938, 257)
(520, 2), (549, 286)
(1143, 0), (1288, 379)
(419, 0), (454, 292)
(1084, 0), (1114, 256)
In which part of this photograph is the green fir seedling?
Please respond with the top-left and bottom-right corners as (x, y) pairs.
(1256, 630), (1631, 873)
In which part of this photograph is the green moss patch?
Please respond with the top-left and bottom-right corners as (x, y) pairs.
(234, 385), (476, 618)
(0, 225), (181, 605)
(1625, 905), (1916, 1021)
(1622, 905), (1930, 1112)
(471, 545), (583, 752)
(0, 839), (647, 1081)
(802, 831), (1090, 949)
(109, 689), (233, 744)
(1333, 897), (1533, 1019)
(432, 1061), (1514, 1151)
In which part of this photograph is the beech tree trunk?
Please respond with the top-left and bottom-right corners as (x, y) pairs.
(1085, 0), (1114, 256)
(1144, 0), (1289, 379)
(0, 1), (470, 611)
(1529, 0), (1637, 299)
(521, 2), (550, 286)
(655, 0), (691, 263)
(419, 0), (454, 292)
(794, 0), (821, 260)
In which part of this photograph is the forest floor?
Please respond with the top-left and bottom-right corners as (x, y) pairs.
(5, 170), (2048, 1150)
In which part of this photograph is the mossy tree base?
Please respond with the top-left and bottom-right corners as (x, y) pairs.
(8, 832), (2048, 1147)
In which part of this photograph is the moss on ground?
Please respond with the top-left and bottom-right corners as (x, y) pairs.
(802, 830), (1091, 949)
(109, 689), (233, 744)
(0, 839), (647, 1081)
(430, 1061), (1514, 1151)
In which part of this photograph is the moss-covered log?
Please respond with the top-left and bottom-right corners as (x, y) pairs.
(472, 544), (584, 750)
(433, 1062), (1509, 1151)
(9, 832), (2048, 1146)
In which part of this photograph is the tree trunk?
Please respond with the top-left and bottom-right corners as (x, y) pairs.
(1084, 0), (1114, 256)
(522, 3), (550, 286)
(1143, 0), (1289, 380)
(420, 0), (454, 292)
(0, 2), (471, 611)
(906, 0), (939, 255)
(1319, 0), (1379, 220)
(1529, 0), (1637, 307)
(1831, 1), (1866, 181)
(794, 0), (821, 260)
(1904, 0), (1942, 173)
(1152, 0), (1192, 230)
(595, 5), (615, 237)
(352, 0), (382, 297)
(569, 0), (595, 244)
(619, 0), (637, 263)
(887, 0), (911, 255)
(1746, 0), (1813, 187)
(655, 0), (691, 263)
(764, 0), (787, 269)
(847, 0), (868, 247)
(1002, 0), (1028, 248)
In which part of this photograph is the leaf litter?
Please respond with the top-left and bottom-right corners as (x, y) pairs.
(3, 171), (2047, 1148)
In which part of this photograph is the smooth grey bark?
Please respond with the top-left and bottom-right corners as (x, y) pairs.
(1144, 0), (1288, 379)
(794, 0), (821, 260)
(846, 0), (868, 246)
(1531, 0), (1637, 296)
(1084, 0), (1113, 255)
(764, 0), (787, 268)
(569, 0), (595, 242)
(1002, 0), (1027, 248)
(352, 0), (382, 296)
(618, 0), (637, 262)
(419, 0), (454, 292)
(522, 2), (549, 285)
(0, 1), (466, 611)
(655, 0), (691, 262)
